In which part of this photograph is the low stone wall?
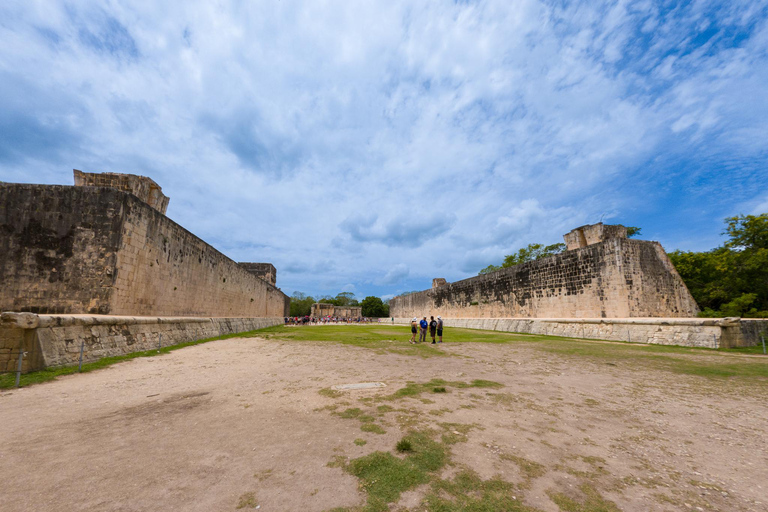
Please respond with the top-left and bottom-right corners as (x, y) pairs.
(1, 312), (283, 372)
(392, 317), (767, 349)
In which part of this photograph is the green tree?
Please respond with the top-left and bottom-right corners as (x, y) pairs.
(668, 213), (768, 318)
(319, 292), (360, 307)
(479, 242), (566, 275)
(289, 291), (315, 317)
(624, 226), (642, 238)
(361, 296), (389, 317)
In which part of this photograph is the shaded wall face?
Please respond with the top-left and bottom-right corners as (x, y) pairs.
(0, 185), (123, 314)
(390, 239), (699, 319)
(110, 196), (288, 317)
(0, 184), (289, 318)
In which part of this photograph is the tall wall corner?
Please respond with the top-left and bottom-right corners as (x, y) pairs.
(432, 278), (448, 289)
(563, 223), (627, 251)
(238, 263), (277, 286)
(74, 169), (170, 214)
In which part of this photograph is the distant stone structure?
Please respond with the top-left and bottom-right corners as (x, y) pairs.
(432, 278), (447, 288)
(390, 223), (699, 319)
(310, 303), (362, 318)
(0, 171), (289, 318)
(74, 169), (170, 214)
(238, 263), (277, 286)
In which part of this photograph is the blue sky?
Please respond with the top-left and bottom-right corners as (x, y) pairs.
(1, 1), (767, 301)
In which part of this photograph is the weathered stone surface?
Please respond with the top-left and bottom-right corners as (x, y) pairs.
(238, 262), (277, 286)
(0, 314), (284, 371)
(310, 303), (362, 318)
(0, 182), (290, 317)
(74, 169), (169, 214)
(391, 236), (699, 320)
(391, 316), (764, 348)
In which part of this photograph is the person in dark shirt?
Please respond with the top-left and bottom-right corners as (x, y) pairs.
(429, 316), (438, 343)
(409, 317), (418, 343)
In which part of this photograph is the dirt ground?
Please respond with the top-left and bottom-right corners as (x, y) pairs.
(1, 333), (767, 512)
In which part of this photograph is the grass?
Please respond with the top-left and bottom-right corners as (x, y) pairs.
(386, 378), (503, 400)
(547, 483), (620, 512)
(236, 492), (259, 509)
(342, 432), (449, 512)
(0, 327), (281, 390)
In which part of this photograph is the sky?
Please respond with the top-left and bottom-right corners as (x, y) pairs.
(1, 1), (767, 301)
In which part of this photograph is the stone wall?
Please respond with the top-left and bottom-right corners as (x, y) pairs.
(74, 169), (169, 214)
(238, 262), (277, 286)
(310, 303), (363, 318)
(391, 238), (699, 320)
(1, 312), (283, 372)
(0, 184), (124, 314)
(0, 183), (290, 317)
(390, 316), (767, 349)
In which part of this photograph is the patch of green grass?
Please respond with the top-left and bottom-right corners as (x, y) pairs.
(236, 492), (259, 509)
(386, 379), (503, 400)
(354, 438), (367, 446)
(376, 405), (394, 413)
(337, 407), (364, 419)
(342, 432), (448, 512)
(361, 423), (387, 434)
(396, 439), (413, 452)
(425, 469), (534, 511)
(499, 453), (546, 485)
(548, 483), (620, 512)
(319, 387), (343, 398)
(433, 386), (447, 393)
(0, 327), (279, 390)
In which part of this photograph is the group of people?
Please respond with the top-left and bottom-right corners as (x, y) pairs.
(284, 316), (376, 325)
(409, 316), (443, 344)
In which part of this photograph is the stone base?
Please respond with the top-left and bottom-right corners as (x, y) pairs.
(1, 313), (283, 373)
(393, 317), (768, 349)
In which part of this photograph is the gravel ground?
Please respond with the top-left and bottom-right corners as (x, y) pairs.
(1, 334), (767, 511)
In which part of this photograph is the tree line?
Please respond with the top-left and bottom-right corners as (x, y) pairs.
(289, 291), (390, 318)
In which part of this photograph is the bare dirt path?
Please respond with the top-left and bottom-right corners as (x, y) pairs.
(1, 335), (766, 511)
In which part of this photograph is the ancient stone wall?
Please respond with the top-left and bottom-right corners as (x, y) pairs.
(390, 238), (699, 319)
(0, 184), (124, 314)
(1, 312), (283, 372)
(0, 183), (290, 318)
(111, 197), (288, 317)
(389, 316), (761, 349)
(74, 169), (170, 214)
(310, 303), (363, 318)
(238, 263), (277, 286)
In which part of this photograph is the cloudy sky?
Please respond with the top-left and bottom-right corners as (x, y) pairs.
(2, 1), (767, 300)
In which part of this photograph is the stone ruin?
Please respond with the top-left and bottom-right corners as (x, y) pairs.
(310, 303), (363, 319)
(391, 223), (700, 320)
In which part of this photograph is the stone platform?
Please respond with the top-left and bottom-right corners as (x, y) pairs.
(1, 313), (283, 373)
(393, 317), (768, 349)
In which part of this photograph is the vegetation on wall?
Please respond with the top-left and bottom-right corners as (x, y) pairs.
(478, 225), (641, 275)
(668, 214), (768, 318)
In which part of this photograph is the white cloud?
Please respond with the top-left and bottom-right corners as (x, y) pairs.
(1, 0), (767, 297)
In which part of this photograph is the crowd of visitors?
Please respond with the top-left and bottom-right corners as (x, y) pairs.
(284, 316), (378, 325)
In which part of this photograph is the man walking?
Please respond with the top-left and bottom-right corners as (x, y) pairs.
(437, 316), (444, 343)
(419, 317), (428, 343)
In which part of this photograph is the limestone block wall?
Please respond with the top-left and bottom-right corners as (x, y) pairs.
(0, 183), (290, 317)
(390, 238), (699, 319)
(111, 197), (289, 317)
(74, 169), (169, 214)
(0, 184), (124, 314)
(390, 317), (765, 349)
(0, 313), (283, 372)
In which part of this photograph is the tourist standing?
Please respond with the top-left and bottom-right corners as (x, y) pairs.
(419, 317), (428, 343)
(429, 316), (437, 344)
(437, 316), (443, 343)
(409, 317), (418, 343)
